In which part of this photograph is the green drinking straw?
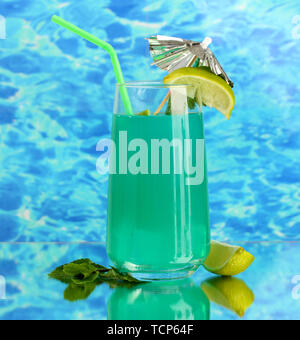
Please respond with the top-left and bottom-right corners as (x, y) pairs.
(51, 15), (133, 115)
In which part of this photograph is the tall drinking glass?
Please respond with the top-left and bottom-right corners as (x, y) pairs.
(107, 82), (210, 280)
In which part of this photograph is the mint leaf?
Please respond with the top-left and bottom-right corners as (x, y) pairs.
(188, 97), (196, 110)
(92, 263), (110, 273)
(71, 258), (93, 265)
(49, 258), (146, 301)
(165, 96), (199, 114)
(71, 258), (109, 273)
(71, 271), (99, 285)
(63, 263), (97, 279)
(165, 98), (172, 115)
(49, 265), (73, 284)
(100, 267), (141, 283)
(100, 267), (122, 281)
(121, 272), (141, 283)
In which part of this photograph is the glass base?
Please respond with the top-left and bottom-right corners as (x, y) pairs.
(119, 262), (203, 281)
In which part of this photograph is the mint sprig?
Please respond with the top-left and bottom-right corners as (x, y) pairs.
(49, 259), (144, 301)
(188, 97), (196, 110)
(165, 96), (200, 115)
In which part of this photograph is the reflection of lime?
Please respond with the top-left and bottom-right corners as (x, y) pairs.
(201, 277), (255, 317)
(204, 241), (255, 276)
(164, 67), (235, 119)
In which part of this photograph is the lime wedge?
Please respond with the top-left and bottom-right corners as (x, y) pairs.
(136, 109), (150, 116)
(201, 277), (255, 317)
(203, 241), (255, 276)
(163, 67), (235, 119)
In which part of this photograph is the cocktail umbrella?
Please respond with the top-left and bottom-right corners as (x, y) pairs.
(147, 35), (233, 87)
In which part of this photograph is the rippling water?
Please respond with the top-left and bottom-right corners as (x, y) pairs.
(0, 0), (299, 242)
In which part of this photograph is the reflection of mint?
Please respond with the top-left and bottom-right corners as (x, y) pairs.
(49, 259), (144, 302)
(64, 282), (97, 302)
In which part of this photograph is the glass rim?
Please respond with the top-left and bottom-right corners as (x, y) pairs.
(116, 81), (194, 89)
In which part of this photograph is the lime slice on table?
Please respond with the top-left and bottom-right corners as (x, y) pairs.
(163, 67), (235, 119)
(203, 241), (255, 276)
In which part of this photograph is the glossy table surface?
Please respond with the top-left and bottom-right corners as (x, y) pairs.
(0, 241), (299, 320)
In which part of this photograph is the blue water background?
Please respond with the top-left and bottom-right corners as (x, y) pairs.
(0, 0), (299, 242)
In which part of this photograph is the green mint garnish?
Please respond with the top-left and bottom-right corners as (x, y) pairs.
(48, 258), (145, 302)
(165, 98), (172, 115)
(165, 96), (200, 115)
(188, 97), (196, 110)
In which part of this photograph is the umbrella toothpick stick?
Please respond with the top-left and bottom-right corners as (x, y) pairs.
(154, 56), (197, 115)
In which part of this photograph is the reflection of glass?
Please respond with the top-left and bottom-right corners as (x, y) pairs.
(107, 279), (210, 320)
(107, 82), (210, 280)
(201, 277), (255, 318)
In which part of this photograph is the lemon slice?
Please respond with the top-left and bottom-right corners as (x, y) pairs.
(203, 241), (255, 276)
(164, 67), (235, 119)
(201, 277), (255, 317)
